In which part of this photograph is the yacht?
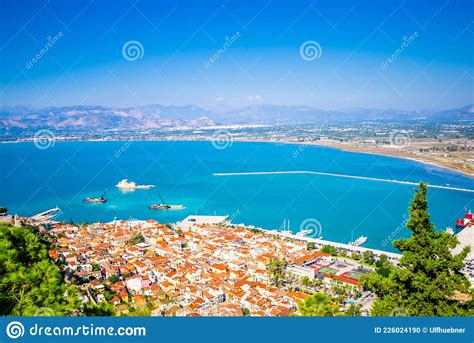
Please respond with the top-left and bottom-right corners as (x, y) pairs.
(349, 236), (367, 246)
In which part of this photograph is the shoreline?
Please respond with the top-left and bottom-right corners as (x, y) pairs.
(2, 137), (473, 178)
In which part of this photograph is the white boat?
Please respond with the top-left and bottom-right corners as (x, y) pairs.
(116, 179), (154, 190)
(349, 235), (367, 246)
(296, 229), (313, 237)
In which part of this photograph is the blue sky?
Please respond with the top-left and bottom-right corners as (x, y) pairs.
(0, 0), (472, 111)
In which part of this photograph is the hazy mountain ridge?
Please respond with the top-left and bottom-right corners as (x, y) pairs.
(0, 104), (472, 130)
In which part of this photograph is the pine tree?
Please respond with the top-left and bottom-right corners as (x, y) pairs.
(297, 292), (340, 316)
(362, 182), (471, 316)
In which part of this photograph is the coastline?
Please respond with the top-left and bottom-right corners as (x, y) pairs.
(231, 138), (474, 178)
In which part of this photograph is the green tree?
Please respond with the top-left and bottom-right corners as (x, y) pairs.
(127, 231), (144, 245)
(83, 301), (115, 316)
(301, 276), (311, 287)
(268, 258), (288, 287)
(297, 293), (340, 316)
(351, 252), (361, 260)
(0, 224), (79, 315)
(362, 250), (375, 265)
(306, 242), (316, 250)
(374, 254), (392, 277)
(321, 245), (337, 256)
(362, 182), (471, 316)
(345, 303), (362, 316)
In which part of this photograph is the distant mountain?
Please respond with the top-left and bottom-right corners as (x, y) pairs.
(0, 103), (471, 131)
(215, 105), (427, 124)
(0, 104), (215, 130)
(428, 105), (474, 121)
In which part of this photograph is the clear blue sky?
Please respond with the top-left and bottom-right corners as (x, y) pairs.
(0, 0), (472, 111)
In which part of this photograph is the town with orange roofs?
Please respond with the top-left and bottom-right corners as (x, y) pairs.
(43, 215), (381, 317)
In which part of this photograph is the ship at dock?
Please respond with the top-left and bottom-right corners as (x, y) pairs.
(116, 179), (154, 190)
(349, 235), (367, 246)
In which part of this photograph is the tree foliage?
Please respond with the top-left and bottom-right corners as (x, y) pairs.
(83, 301), (115, 316)
(268, 258), (288, 287)
(297, 293), (340, 316)
(127, 231), (145, 245)
(0, 224), (79, 315)
(320, 245), (337, 256)
(362, 182), (471, 316)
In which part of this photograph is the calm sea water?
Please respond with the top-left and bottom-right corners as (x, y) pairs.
(0, 141), (472, 252)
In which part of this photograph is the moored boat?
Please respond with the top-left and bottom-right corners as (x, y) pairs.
(83, 189), (107, 203)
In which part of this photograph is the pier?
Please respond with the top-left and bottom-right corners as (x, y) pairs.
(213, 170), (474, 193)
(27, 207), (62, 225)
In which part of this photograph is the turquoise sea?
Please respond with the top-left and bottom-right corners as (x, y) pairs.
(0, 141), (472, 252)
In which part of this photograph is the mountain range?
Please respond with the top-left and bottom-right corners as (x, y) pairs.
(0, 104), (472, 131)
